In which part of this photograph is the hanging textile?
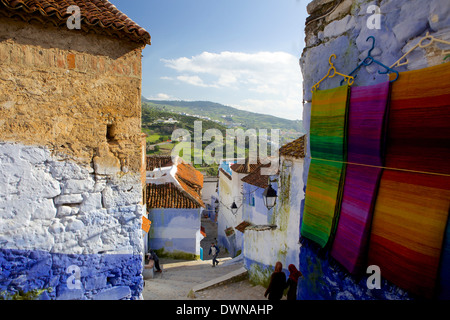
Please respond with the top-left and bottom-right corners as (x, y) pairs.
(439, 218), (450, 300)
(330, 81), (390, 274)
(301, 85), (349, 248)
(368, 62), (450, 299)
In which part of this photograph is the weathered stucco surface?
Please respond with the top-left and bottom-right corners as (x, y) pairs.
(0, 18), (143, 172)
(244, 157), (304, 287)
(0, 17), (146, 300)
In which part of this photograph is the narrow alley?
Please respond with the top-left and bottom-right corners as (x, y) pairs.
(143, 215), (267, 300)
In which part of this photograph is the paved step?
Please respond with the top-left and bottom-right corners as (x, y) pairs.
(192, 266), (248, 292)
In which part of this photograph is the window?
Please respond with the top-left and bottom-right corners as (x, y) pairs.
(249, 194), (255, 207)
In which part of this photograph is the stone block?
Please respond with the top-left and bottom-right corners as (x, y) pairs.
(20, 146), (50, 165)
(326, 0), (353, 22)
(323, 15), (355, 39)
(62, 179), (95, 194)
(54, 194), (83, 205)
(429, 0), (450, 31)
(93, 143), (121, 176)
(307, 0), (334, 15)
(143, 260), (154, 280)
(18, 167), (61, 200)
(80, 192), (103, 212)
(65, 219), (85, 232)
(31, 199), (57, 220)
(57, 205), (79, 217)
(393, 19), (429, 45)
(92, 286), (131, 300)
(49, 161), (90, 181)
(27, 256), (52, 278)
(56, 286), (84, 300)
(48, 220), (65, 234)
(84, 275), (107, 291)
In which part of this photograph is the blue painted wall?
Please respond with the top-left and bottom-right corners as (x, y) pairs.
(148, 208), (201, 258)
(242, 183), (272, 225)
(297, 239), (413, 300)
(0, 249), (143, 300)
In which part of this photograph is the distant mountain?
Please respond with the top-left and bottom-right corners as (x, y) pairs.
(142, 98), (304, 134)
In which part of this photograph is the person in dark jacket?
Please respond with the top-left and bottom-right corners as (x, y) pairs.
(286, 264), (302, 300)
(208, 242), (220, 267)
(264, 261), (286, 300)
(149, 249), (162, 273)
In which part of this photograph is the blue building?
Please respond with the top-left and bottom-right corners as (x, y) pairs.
(145, 157), (205, 260)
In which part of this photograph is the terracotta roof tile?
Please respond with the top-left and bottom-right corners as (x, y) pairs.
(146, 155), (173, 171)
(235, 221), (252, 233)
(146, 160), (205, 208)
(230, 158), (261, 174)
(0, 0), (151, 44)
(146, 183), (201, 209)
(279, 135), (306, 159)
(175, 163), (204, 207)
(240, 163), (271, 189)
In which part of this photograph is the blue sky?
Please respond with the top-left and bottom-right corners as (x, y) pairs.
(111, 0), (309, 120)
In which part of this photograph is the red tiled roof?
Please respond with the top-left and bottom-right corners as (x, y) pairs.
(146, 183), (202, 209)
(235, 221), (252, 233)
(241, 163), (271, 189)
(230, 158), (261, 174)
(146, 162), (205, 209)
(146, 155), (173, 171)
(0, 0), (151, 45)
(279, 135), (306, 159)
(175, 163), (204, 207)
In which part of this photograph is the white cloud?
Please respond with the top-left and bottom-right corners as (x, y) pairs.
(147, 93), (179, 100)
(176, 75), (218, 88)
(161, 51), (302, 94)
(160, 51), (303, 120)
(233, 97), (302, 121)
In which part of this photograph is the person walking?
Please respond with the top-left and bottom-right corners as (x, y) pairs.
(209, 242), (220, 267)
(286, 264), (302, 300)
(149, 249), (162, 273)
(264, 261), (286, 300)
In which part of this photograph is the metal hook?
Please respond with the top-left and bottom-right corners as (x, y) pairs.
(328, 54), (337, 66)
(341, 35), (399, 84)
(366, 36), (376, 57)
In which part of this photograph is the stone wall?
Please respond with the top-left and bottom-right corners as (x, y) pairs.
(0, 18), (143, 172)
(0, 17), (145, 300)
(299, 0), (450, 300)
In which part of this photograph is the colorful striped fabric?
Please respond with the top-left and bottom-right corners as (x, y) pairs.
(369, 171), (450, 298)
(384, 63), (450, 176)
(301, 85), (349, 248)
(368, 62), (450, 299)
(330, 81), (390, 274)
(439, 219), (450, 300)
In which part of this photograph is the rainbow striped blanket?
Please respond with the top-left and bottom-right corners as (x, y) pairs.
(301, 85), (349, 248)
(368, 62), (450, 299)
(330, 81), (390, 274)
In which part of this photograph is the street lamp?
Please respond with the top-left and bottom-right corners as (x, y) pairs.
(263, 184), (277, 210)
(230, 201), (238, 215)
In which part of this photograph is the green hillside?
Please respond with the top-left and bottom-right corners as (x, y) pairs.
(142, 98), (304, 134)
(141, 98), (305, 175)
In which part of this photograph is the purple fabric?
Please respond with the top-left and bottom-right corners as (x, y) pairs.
(330, 81), (390, 274)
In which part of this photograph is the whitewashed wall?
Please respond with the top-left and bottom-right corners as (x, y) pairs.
(0, 142), (143, 300)
(244, 156), (304, 285)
